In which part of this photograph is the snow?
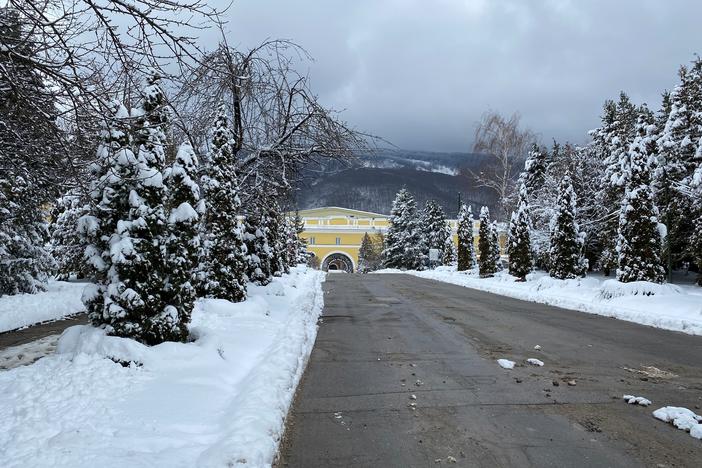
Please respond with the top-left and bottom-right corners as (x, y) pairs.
(0, 266), (324, 468)
(497, 358), (515, 369)
(623, 395), (651, 406)
(402, 267), (702, 336)
(652, 406), (702, 440)
(0, 281), (86, 333)
(526, 358), (544, 367)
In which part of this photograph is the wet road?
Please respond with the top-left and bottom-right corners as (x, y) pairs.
(278, 273), (702, 467)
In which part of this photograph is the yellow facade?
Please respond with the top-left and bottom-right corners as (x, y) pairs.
(293, 206), (506, 273)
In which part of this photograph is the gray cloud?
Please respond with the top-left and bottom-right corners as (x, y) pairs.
(209, 0), (701, 151)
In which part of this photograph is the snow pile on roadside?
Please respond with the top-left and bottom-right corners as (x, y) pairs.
(0, 266), (324, 468)
(623, 395), (651, 406)
(497, 358), (515, 369)
(405, 267), (702, 336)
(526, 358), (544, 367)
(0, 280), (86, 333)
(652, 406), (702, 440)
(0, 335), (60, 370)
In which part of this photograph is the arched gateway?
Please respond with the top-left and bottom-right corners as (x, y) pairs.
(321, 252), (354, 273)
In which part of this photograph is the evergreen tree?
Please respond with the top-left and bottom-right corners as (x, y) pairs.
(49, 189), (90, 280)
(383, 189), (426, 270)
(521, 143), (548, 195)
(597, 93), (639, 275)
(200, 104), (248, 301)
(617, 113), (666, 284)
(656, 60), (702, 278)
(421, 200), (449, 264)
(243, 206), (272, 285)
(490, 221), (503, 272)
(358, 233), (375, 273)
(549, 175), (586, 279)
(478, 206), (497, 277)
(265, 201), (287, 276)
(0, 8), (61, 295)
(164, 142), (201, 340)
(441, 228), (457, 266)
(508, 183), (532, 280)
(456, 203), (475, 271)
(292, 211), (309, 264)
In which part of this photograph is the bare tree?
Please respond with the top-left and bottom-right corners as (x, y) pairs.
(172, 40), (368, 205)
(471, 111), (536, 220)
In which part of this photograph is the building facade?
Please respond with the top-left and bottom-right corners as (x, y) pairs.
(296, 206), (505, 273)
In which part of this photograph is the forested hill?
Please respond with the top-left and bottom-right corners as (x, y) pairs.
(293, 150), (497, 217)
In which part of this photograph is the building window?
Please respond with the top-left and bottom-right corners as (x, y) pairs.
(335, 237), (341, 245)
(309, 237), (315, 245)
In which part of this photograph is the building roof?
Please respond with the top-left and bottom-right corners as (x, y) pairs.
(293, 206), (389, 219)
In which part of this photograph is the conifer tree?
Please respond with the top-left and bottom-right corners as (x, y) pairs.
(200, 104), (247, 302)
(549, 175), (586, 279)
(104, 74), (178, 344)
(508, 183), (532, 280)
(164, 142), (201, 339)
(490, 221), (503, 272)
(49, 189), (90, 280)
(456, 203), (475, 271)
(616, 113), (666, 283)
(265, 201), (287, 276)
(243, 206), (272, 285)
(383, 189), (426, 270)
(358, 233), (375, 273)
(292, 211), (309, 264)
(441, 227), (457, 266)
(421, 200), (449, 264)
(478, 206), (497, 277)
(521, 143), (548, 195)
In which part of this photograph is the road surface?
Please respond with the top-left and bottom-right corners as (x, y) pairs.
(277, 273), (702, 467)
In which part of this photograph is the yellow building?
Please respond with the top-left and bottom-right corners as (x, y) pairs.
(295, 206), (505, 273)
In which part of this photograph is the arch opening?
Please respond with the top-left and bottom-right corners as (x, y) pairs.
(321, 252), (354, 273)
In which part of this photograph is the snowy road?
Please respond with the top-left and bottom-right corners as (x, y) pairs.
(278, 274), (702, 467)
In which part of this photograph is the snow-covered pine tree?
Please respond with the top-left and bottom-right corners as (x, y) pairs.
(597, 93), (638, 275)
(490, 221), (502, 272)
(441, 226), (457, 265)
(549, 175), (586, 279)
(79, 101), (134, 329)
(508, 183), (532, 280)
(164, 142), (201, 340)
(265, 201), (288, 276)
(243, 206), (273, 285)
(292, 211), (309, 264)
(521, 143), (548, 196)
(200, 104), (248, 301)
(478, 206), (497, 277)
(383, 189), (426, 270)
(49, 189), (90, 280)
(421, 200), (449, 265)
(656, 59), (702, 279)
(105, 73), (178, 344)
(616, 112), (666, 284)
(456, 203), (475, 271)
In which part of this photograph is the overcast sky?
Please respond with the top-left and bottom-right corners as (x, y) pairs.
(211, 0), (702, 152)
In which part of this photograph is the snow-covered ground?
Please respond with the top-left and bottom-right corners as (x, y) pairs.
(376, 267), (702, 336)
(0, 266), (324, 468)
(0, 281), (86, 333)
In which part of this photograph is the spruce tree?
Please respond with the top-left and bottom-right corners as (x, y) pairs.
(383, 189), (426, 270)
(164, 142), (201, 339)
(265, 201), (287, 276)
(441, 227), (457, 265)
(49, 189), (90, 280)
(521, 143), (548, 195)
(292, 211), (309, 264)
(105, 74), (177, 344)
(200, 104), (247, 302)
(490, 221), (503, 272)
(616, 113), (666, 283)
(421, 200), (449, 264)
(243, 206), (272, 285)
(549, 175), (585, 279)
(478, 206), (497, 277)
(508, 183), (533, 280)
(456, 203), (475, 271)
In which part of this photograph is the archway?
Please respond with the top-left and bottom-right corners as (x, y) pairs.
(321, 252), (354, 273)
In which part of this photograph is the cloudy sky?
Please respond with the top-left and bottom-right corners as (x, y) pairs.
(212, 0), (701, 152)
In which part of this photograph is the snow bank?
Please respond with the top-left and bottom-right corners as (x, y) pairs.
(623, 395), (651, 406)
(405, 267), (702, 336)
(0, 266), (325, 468)
(0, 280), (86, 333)
(497, 358), (515, 369)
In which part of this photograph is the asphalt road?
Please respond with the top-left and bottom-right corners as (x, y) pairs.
(0, 313), (88, 350)
(277, 273), (702, 468)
